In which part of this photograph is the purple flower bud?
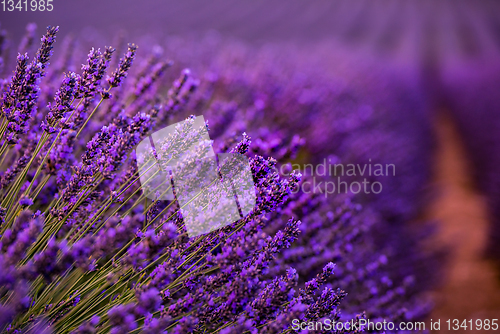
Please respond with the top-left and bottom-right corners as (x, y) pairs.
(107, 43), (137, 88)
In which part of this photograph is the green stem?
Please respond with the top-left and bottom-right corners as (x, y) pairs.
(75, 96), (105, 140)
(0, 144), (12, 169)
(0, 116), (8, 142)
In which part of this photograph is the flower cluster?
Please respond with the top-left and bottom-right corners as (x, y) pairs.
(0, 25), (436, 333)
(1, 26), (58, 145)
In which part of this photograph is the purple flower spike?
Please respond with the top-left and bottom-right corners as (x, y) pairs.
(107, 43), (138, 88)
(1, 26), (58, 144)
(42, 71), (79, 133)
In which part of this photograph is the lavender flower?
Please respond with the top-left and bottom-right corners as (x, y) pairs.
(1, 26), (58, 144)
(75, 46), (115, 99)
(0, 53), (29, 123)
(107, 43), (137, 88)
(41, 71), (79, 133)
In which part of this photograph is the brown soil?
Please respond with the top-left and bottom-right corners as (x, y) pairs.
(426, 113), (500, 333)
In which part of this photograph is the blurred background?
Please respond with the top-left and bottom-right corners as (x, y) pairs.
(2, 0), (500, 331)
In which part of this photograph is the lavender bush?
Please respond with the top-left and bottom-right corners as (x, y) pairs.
(0, 25), (435, 333)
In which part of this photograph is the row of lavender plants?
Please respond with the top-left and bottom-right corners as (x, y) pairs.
(0, 25), (435, 333)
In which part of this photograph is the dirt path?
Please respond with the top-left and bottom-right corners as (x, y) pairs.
(426, 113), (500, 332)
